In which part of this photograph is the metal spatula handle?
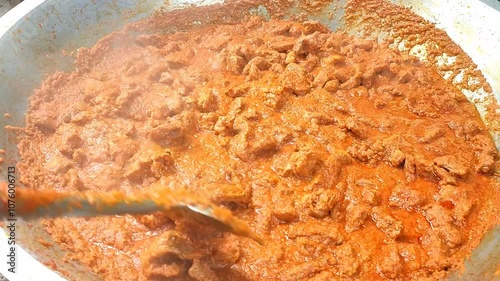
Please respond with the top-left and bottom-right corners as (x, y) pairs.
(0, 183), (263, 244)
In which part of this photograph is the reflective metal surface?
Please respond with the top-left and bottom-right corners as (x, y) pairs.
(0, 0), (498, 280)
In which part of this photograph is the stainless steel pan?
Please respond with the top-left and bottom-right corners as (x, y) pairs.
(0, 0), (498, 280)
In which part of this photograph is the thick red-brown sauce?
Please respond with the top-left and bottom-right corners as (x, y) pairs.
(15, 18), (499, 280)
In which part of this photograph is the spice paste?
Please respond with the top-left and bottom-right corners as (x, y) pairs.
(16, 15), (499, 281)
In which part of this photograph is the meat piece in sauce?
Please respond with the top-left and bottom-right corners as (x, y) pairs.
(433, 155), (469, 180)
(389, 183), (426, 210)
(376, 245), (403, 279)
(371, 207), (403, 239)
(302, 188), (339, 218)
(345, 203), (369, 233)
(424, 204), (463, 249)
(335, 243), (360, 277)
(281, 63), (312, 95)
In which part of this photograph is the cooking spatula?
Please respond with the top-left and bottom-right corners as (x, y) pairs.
(0, 182), (263, 244)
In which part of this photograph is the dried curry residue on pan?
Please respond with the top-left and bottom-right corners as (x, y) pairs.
(15, 14), (499, 281)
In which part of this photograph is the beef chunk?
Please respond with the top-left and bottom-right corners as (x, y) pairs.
(210, 237), (241, 268)
(435, 185), (473, 222)
(207, 183), (251, 205)
(424, 204), (463, 249)
(292, 32), (326, 55)
(272, 183), (298, 222)
(124, 145), (174, 181)
(275, 145), (325, 178)
(286, 223), (344, 245)
(335, 244), (360, 277)
(281, 63), (312, 95)
(188, 259), (220, 281)
(371, 207), (403, 239)
(345, 203), (369, 233)
(475, 152), (496, 174)
(280, 261), (322, 281)
(376, 245), (403, 279)
(389, 184), (426, 210)
(418, 125), (445, 143)
(433, 155), (469, 180)
(303, 189), (339, 218)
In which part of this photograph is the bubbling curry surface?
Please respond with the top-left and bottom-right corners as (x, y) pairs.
(16, 16), (499, 281)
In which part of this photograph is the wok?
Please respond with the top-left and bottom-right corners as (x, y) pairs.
(0, 0), (498, 280)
